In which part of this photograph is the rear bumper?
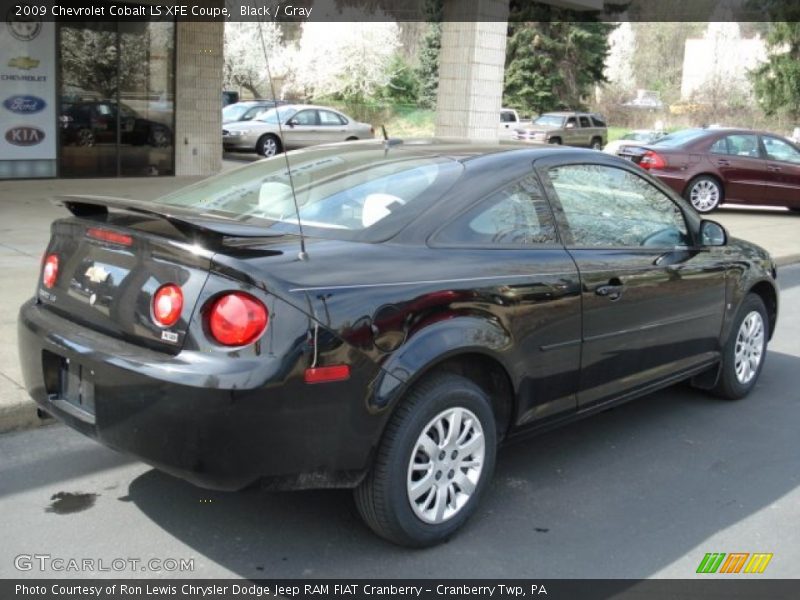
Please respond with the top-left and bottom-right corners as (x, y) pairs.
(18, 299), (385, 491)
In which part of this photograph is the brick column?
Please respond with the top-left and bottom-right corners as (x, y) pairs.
(434, 0), (510, 141)
(174, 19), (224, 176)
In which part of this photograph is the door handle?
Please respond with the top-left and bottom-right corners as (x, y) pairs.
(716, 159), (731, 167)
(767, 164), (782, 172)
(595, 280), (624, 301)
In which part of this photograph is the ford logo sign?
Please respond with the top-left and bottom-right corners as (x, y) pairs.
(3, 95), (46, 114)
(5, 126), (45, 146)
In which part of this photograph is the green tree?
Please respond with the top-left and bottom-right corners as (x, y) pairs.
(503, 3), (615, 114)
(414, 0), (442, 109)
(751, 22), (800, 120)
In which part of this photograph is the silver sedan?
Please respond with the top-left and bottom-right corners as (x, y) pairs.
(222, 104), (374, 156)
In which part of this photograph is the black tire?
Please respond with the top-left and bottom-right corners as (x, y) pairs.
(685, 175), (724, 213)
(549, 137), (562, 145)
(354, 373), (497, 547)
(590, 137), (603, 150)
(711, 293), (768, 400)
(256, 134), (281, 157)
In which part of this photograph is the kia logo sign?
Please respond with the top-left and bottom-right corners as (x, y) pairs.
(5, 126), (45, 146)
(3, 95), (46, 114)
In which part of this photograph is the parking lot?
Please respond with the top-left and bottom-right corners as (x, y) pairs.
(0, 168), (798, 578)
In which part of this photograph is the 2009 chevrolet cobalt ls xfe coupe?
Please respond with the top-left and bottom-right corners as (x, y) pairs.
(19, 140), (778, 547)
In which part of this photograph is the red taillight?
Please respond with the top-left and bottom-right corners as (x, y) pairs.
(208, 292), (268, 346)
(153, 284), (184, 327)
(640, 150), (667, 170)
(86, 227), (133, 246)
(304, 365), (351, 384)
(42, 254), (59, 289)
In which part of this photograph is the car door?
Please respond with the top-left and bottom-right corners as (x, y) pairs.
(760, 135), (800, 208)
(537, 158), (727, 408)
(579, 115), (593, 146)
(317, 109), (349, 144)
(708, 133), (767, 203)
(432, 174), (582, 425)
(281, 109), (319, 149)
(564, 116), (580, 145)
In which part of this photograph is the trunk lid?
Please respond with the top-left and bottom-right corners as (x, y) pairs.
(38, 195), (286, 353)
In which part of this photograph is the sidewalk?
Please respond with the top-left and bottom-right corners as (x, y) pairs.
(1, 174), (799, 432)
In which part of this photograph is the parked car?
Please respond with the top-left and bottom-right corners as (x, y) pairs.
(60, 101), (172, 148)
(222, 100), (286, 125)
(223, 104), (374, 156)
(620, 128), (800, 213)
(499, 108), (531, 138)
(603, 129), (666, 156)
(19, 140), (778, 546)
(513, 111), (608, 149)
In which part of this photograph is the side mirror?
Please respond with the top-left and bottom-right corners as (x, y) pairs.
(286, 118), (298, 127)
(700, 220), (727, 247)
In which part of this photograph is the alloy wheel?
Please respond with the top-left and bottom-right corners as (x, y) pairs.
(734, 310), (764, 385)
(406, 407), (485, 525)
(689, 179), (720, 212)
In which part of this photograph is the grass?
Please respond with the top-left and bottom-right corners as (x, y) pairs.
(382, 108), (435, 138)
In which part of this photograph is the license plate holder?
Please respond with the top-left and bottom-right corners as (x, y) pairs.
(54, 359), (96, 417)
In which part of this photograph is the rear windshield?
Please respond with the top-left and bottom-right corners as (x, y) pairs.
(652, 129), (707, 148)
(157, 146), (463, 242)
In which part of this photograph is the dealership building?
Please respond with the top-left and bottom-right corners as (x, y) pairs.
(0, 0), (600, 180)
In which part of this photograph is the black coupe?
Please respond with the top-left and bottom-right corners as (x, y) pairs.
(18, 140), (778, 547)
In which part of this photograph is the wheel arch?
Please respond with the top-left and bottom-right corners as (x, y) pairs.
(369, 318), (517, 441)
(749, 279), (778, 339)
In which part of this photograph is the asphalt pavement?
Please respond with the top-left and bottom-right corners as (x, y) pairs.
(1, 265), (798, 580)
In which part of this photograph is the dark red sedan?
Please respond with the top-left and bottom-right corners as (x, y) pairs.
(619, 128), (800, 213)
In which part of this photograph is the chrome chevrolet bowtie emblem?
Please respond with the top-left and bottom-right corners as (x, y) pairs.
(85, 265), (109, 283)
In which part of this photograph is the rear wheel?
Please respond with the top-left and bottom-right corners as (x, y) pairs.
(711, 293), (768, 400)
(256, 134), (281, 157)
(685, 175), (723, 213)
(354, 373), (496, 547)
(76, 128), (95, 146)
(590, 137), (603, 150)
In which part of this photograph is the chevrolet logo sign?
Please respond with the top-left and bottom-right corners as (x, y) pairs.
(85, 265), (110, 284)
(8, 56), (40, 70)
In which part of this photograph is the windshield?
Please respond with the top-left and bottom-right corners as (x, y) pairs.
(222, 104), (249, 120)
(157, 146), (463, 242)
(534, 115), (565, 127)
(256, 106), (297, 124)
(652, 129), (707, 148)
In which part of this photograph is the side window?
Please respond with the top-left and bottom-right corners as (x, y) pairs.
(762, 136), (800, 164)
(715, 134), (760, 158)
(579, 116), (591, 128)
(435, 175), (557, 246)
(566, 117), (577, 128)
(548, 164), (689, 247)
(319, 110), (345, 125)
(500, 111), (516, 123)
(591, 116), (606, 127)
(292, 110), (318, 126)
(710, 138), (728, 154)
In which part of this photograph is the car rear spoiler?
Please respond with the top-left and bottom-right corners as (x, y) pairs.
(53, 195), (285, 249)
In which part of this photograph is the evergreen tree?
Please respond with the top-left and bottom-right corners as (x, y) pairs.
(751, 22), (800, 120)
(503, 3), (615, 114)
(415, 0), (443, 109)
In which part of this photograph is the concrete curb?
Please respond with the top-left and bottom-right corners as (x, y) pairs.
(775, 254), (800, 268)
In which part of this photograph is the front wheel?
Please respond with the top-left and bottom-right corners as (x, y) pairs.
(256, 134), (281, 157)
(712, 293), (768, 400)
(686, 176), (723, 213)
(354, 373), (497, 547)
